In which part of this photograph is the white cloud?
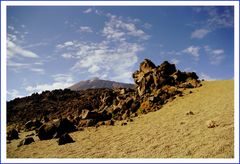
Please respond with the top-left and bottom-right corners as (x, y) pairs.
(62, 53), (73, 59)
(26, 74), (74, 93)
(143, 22), (152, 29)
(23, 42), (47, 48)
(212, 49), (224, 55)
(102, 14), (150, 41)
(56, 13), (148, 83)
(182, 46), (201, 60)
(30, 68), (45, 74)
(7, 89), (23, 100)
(191, 7), (233, 39)
(78, 26), (93, 33)
(56, 41), (75, 49)
(7, 61), (45, 74)
(171, 58), (180, 65)
(204, 46), (225, 65)
(7, 39), (39, 59)
(83, 8), (92, 14)
(21, 24), (26, 28)
(199, 73), (216, 81)
(52, 74), (74, 83)
(206, 7), (233, 29)
(160, 50), (182, 56)
(7, 34), (46, 74)
(191, 29), (210, 39)
(7, 61), (30, 69)
(88, 65), (100, 74)
(8, 26), (14, 31)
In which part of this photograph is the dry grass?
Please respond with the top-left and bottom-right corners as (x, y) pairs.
(7, 80), (234, 158)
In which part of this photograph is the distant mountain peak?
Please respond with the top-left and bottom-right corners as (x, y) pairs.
(68, 78), (135, 91)
(90, 77), (100, 81)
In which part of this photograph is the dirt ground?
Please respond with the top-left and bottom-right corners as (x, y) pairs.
(7, 80), (234, 158)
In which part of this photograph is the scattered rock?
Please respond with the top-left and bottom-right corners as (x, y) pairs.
(54, 118), (76, 137)
(127, 118), (133, 122)
(79, 119), (97, 127)
(206, 120), (218, 128)
(81, 109), (99, 120)
(57, 133), (75, 145)
(186, 111), (194, 115)
(18, 137), (35, 147)
(7, 59), (202, 138)
(37, 122), (57, 140)
(121, 122), (127, 126)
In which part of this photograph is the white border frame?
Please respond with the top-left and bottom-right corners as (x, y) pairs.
(1, 1), (239, 163)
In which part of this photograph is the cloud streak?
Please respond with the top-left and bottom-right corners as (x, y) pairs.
(191, 29), (210, 39)
(191, 7), (233, 39)
(25, 74), (74, 93)
(182, 46), (200, 60)
(78, 26), (93, 33)
(204, 46), (225, 65)
(7, 28), (45, 74)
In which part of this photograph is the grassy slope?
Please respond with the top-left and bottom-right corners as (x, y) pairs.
(7, 80), (234, 158)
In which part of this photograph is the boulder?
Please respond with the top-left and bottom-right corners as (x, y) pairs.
(57, 133), (75, 145)
(79, 119), (97, 127)
(54, 118), (76, 137)
(37, 122), (57, 140)
(7, 128), (19, 140)
(158, 61), (176, 75)
(130, 101), (140, 113)
(139, 59), (156, 74)
(24, 119), (43, 131)
(17, 137), (34, 147)
(81, 109), (99, 119)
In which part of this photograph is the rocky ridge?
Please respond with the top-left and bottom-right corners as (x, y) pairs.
(7, 59), (201, 145)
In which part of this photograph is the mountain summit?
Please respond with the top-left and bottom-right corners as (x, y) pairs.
(68, 78), (135, 91)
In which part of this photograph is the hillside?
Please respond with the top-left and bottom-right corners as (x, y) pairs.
(68, 78), (135, 91)
(7, 80), (234, 158)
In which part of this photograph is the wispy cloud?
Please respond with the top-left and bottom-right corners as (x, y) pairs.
(102, 13), (150, 41)
(199, 72), (216, 81)
(143, 22), (152, 29)
(56, 12), (148, 83)
(30, 68), (45, 74)
(191, 7), (233, 39)
(204, 45), (225, 65)
(8, 25), (15, 31)
(78, 26), (93, 33)
(7, 39), (39, 58)
(191, 28), (210, 39)
(7, 27), (45, 74)
(25, 74), (74, 93)
(7, 89), (23, 100)
(171, 58), (180, 65)
(23, 42), (47, 49)
(182, 46), (200, 60)
(83, 8), (92, 14)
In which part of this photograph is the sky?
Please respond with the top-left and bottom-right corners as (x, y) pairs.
(6, 6), (234, 100)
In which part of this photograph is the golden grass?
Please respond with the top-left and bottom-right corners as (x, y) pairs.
(7, 80), (234, 158)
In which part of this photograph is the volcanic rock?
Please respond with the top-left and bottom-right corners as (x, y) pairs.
(18, 137), (35, 147)
(57, 133), (75, 145)
(7, 128), (19, 140)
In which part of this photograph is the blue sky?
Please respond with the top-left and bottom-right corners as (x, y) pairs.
(6, 6), (234, 100)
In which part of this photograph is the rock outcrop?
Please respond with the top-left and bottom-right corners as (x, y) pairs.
(7, 59), (201, 145)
